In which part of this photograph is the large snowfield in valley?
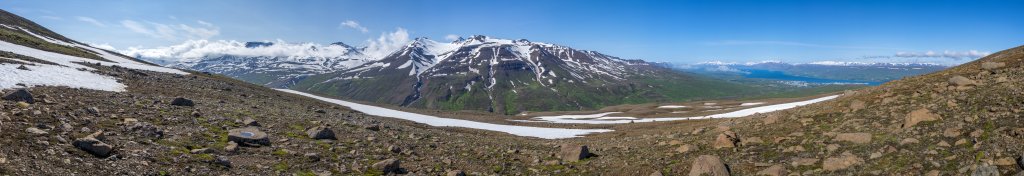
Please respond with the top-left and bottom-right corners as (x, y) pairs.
(521, 95), (839, 124)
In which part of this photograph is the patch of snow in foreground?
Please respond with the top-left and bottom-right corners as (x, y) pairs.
(0, 64), (125, 91)
(277, 89), (612, 139)
(525, 95), (839, 124)
(657, 105), (688, 109)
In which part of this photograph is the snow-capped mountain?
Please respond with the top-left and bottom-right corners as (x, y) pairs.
(290, 35), (748, 114)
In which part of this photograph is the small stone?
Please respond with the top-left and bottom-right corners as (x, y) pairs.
(3, 89), (34, 104)
(903, 108), (941, 128)
(757, 164), (787, 176)
(190, 148), (211, 154)
(559, 144), (591, 162)
(834, 133), (872, 144)
(388, 145), (402, 153)
(227, 127), (270, 146)
(688, 155), (729, 176)
(16, 65), (29, 70)
(242, 117), (260, 126)
(791, 158), (819, 167)
(900, 138), (920, 145)
(86, 107), (101, 114)
(304, 153), (320, 161)
(170, 97), (195, 106)
(25, 127), (48, 135)
(676, 144), (697, 153)
(372, 158), (401, 174)
(305, 126), (336, 140)
(215, 156), (231, 167)
(823, 154), (864, 171)
(649, 171), (664, 176)
(365, 124), (381, 131)
(224, 141), (239, 152)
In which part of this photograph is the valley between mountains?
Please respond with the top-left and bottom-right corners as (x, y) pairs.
(1, 8), (1024, 176)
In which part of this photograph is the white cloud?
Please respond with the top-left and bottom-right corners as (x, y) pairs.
(75, 16), (106, 27)
(894, 50), (990, 59)
(362, 28), (410, 58)
(444, 34), (461, 41)
(168, 16), (178, 20)
(339, 20), (369, 33)
(119, 27), (413, 64)
(120, 20), (219, 40)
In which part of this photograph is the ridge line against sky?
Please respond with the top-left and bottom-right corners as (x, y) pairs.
(1, 0), (1022, 64)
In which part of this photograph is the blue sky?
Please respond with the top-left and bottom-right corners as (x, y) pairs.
(2, 0), (1022, 64)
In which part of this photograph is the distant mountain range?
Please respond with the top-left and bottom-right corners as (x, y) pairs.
(671, 61), (949, 83)
(134, 36), (756, 114)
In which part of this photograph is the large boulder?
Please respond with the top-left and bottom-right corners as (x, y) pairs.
(981, 61), (1005, 70)
(713, 131), (740, 149)
(903, 108), (941, 128)
(688, 155), (730, 176)
(306, 126), (336, 140)
(372, 158), (401, 174)
(559, 144), (591, 162)
(227, 127), (270, 146)
(948, 75), (977, 87)
(170, 97), (195, 106)
(2, 89), (34, 104)
(73, 136), (114, 158)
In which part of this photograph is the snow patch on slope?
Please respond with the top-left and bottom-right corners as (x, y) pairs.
(278, 89), (612, 139)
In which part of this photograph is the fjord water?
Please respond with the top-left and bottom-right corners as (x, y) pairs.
(742, 69), (885, 85)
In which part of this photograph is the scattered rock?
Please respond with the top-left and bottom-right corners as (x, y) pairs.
(948, 75), (977, 87)
(823, 154), (864, 171)
(688, 155), (729, 176)
(305, 126), (336, 140)
(943, 127), (962, 137)
(2, 89), (34, 104)
(72, 137), (113, 157)
(559, 144), (591, 162)
(170, 97), (195, 106)
(372, 158), (401, 174)
(756, 164), (787, 176)
(713, 131), (739, 149)
(650, 171), (664, 176)
(16, 65), (29, 70)
(903, 108), (941, 128)
(833, 133), (872, 144)
(227, 127), (270, 146)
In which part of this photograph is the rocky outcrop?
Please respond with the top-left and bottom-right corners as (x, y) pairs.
(688, 155), (729, 176)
